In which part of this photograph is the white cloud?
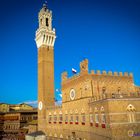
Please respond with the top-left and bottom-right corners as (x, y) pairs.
(24, 100), (38, 105)
(59, 94), (62, 98)
(20, 99), (63, 107)
(20, 100), (38, 107)
(56, 89), (59, 92)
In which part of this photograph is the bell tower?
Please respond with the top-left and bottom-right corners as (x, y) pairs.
(35, 3), (56, 131)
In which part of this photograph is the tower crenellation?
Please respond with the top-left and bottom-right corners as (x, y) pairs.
(91, 70), (95, 74)
(114, 72), (118, 76)
(108, 71), (113, 76)
(96, 70), (101, 75)
(124, 72), (128, 76)
(129, 72), (133, 77)
(119, 72), (123, 76)
(102, 70), (107, 75)
(61, 59), (134, 85)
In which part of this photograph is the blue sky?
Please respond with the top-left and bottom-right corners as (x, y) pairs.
(0, 0), (140, 105)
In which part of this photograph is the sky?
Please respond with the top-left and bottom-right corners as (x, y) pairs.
(0, 0), (140, 105)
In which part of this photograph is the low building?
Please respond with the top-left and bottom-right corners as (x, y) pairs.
(10, 103), (34, 111)
(0, 104), (37, 140)
(0, 103), (9, 113)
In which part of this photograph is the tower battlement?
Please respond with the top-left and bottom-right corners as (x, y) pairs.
(61, 59), (133, 83)
(90, 70), (133, 77)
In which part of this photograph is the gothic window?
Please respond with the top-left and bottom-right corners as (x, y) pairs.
(75, 115), (79, 124)
(101, 114), (106, 123)
(127, 104), (136, 123)
(65, 115), (68, 124)
(59, 114), (63, 124)
(90, 114), (93, 125)
(81, 114), (86, 125)
(94, 107), (99, 127)
(70, 115), (73, 124)
(46, 18), (49, 26)
(54, 115), (57, 123)
(100, 106), (106, 128)
(95, 114), (99, 123)
(48, 115), (52, 123)
(95, 113), (99, 127)
(101, 114), (106, 128)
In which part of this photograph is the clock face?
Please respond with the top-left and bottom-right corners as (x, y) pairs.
(38, 101), (43, 110)
(70, 89), (76, 100)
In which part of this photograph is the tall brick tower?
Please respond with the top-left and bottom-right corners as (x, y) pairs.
(35, 3), (56, 131)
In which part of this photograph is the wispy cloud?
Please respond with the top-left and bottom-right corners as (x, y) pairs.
(56, 89), (59, 92)
(20, 100), (62, 107)
(24, 100), (38, 105)
(20, 100), (38, 107)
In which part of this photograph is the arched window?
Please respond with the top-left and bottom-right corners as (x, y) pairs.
(75, 115), (79, 125)
(46, 18), (49, 27)
(89, 107), (93, 126)
(100, 106), (106, 128)
(75, 109), (79, 125)
(94, 107), (99, 127)
(59, 111), (63, 124)
(48, 113), (52, 124)
(95, 113), (99, 127)
(89, 113), (93, 126)
(101, 114), (106, 123)
(81, 113), (86, 125)
(127, 104), (136, 123)
(65, 111), (68, 124)
(70, 114), (73, 124)
(53, 112), (57, 124)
